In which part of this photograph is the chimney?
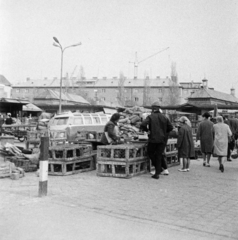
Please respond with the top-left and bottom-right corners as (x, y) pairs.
(231, 87), (235, 96)
(202, 79), (208, 89)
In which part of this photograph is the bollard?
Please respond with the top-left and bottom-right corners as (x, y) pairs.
(38, 136), (49, 197)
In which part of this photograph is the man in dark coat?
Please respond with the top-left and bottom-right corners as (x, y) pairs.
(140, 103), (173, 179)
(177, 116), (195, 172)
(196, 112), (214, 167)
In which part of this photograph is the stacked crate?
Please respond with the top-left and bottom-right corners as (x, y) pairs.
(97, 144), (148, 178)
(165, 139), (179, 167)
(26, 130), (67, 149)
(48, 143), (96, 176)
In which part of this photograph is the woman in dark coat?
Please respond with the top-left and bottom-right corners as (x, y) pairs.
(177, 116), (195, 172)
(100, 113), (121, 145)
(196, 112), (214, 167)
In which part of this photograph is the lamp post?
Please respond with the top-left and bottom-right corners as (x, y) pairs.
(53, 37), (81, 113)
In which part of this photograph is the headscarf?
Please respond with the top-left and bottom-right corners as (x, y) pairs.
(178, 116), (191, 127)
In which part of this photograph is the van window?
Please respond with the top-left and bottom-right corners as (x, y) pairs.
(84, 116), (92, 124)
(92, 116), (101, 124)
(73, 117), (83, 125)
(101, 116), (108, 124)
(54, 117), (69, 125)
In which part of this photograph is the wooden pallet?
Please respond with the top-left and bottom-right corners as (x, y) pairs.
(48, 154), (96, 176)
(49, 143), (92, 161)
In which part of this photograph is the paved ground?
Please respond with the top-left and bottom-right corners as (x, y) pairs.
(0, 145), (238, 240)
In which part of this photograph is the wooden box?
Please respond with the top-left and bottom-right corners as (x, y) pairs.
(48, 153), (96, 176)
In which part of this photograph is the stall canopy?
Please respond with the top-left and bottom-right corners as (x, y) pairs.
(23, 103), (43, 112)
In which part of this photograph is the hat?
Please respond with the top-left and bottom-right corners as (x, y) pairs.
(151, 101), (161, 108)
(7, 113), (11, 116)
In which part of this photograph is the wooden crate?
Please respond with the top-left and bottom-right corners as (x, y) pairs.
(97, 144), (147, 162)
(97, 144), (148, 178)
(49, 143), (92, 161)
(26, 130), (48, 149)
(49, 130), (67, 146)
(97, 159), (147, 178)
(48, 154), (96, 176)
(5, 157), (38, 172)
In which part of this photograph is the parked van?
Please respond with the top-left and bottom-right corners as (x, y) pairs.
(48, 112), (111, 141)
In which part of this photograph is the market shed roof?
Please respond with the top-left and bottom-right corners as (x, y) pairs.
(0, 75), (11, 86)
(188, 88), (238, 103)
(35, 89), (90, 105)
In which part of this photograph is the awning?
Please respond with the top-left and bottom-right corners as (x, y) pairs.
(23, 103), (43, 112)
(1, 98), (30, 105)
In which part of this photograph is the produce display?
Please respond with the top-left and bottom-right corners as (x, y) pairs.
(118, 106), (150, 140)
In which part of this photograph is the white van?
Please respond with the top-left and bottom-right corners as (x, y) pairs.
(48, 112), (111, 141)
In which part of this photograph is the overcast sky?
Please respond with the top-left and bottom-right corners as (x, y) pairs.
(0, 0), (238, 94)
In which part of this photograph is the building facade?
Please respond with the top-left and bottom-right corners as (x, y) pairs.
(11, 76), (209, 107)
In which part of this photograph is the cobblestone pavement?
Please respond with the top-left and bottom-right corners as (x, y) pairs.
(0, 155), (238, 240)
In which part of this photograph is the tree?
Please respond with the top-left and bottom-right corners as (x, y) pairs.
(143, 76), (151, 106)
(117, 72), (126, 106)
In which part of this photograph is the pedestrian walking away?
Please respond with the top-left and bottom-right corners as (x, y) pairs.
(223, 115), (238, 162)
(213, 116), (232, 173)
(196, 112), (214, 167)
(177, 116), (195, 172)
(140, 102), (173, 180)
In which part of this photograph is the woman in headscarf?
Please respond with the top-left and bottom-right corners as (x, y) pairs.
(177, 116), (195, 172)
(100, 113), (121, 145)
(213, 116), (232, 172)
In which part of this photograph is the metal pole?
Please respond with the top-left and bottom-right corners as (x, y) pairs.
(59, 49), (64, 113)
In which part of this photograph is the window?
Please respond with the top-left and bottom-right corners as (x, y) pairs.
(158, 89), (162, 92)
(102, 97), (105, 101)
(135, 97), (139, 102)
(16, 89), (20, 93)
(25, 89), (29, 93)
(53, 117), (69, 125)
(134, 89), (138, 93)
(84, 116), (92, 124)
(92, 116), (101, 124)
(101, 117), (107, 124)
(73, 117), (83, 125)
(101, 89), (106, 93)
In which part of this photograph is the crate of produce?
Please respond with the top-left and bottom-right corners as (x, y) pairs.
(48, 153), (96, 176)
(5, 157), (38, 172)
(49, 143), (92, 161)
(97, 144), (148, 178)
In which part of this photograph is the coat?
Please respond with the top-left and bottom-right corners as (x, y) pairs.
(196, 119), (214, 153)
(177, 124), (195, 158)
(100, 121), (120, 145)
(140, 112), (173, 144)
(213, 123), (232, 156)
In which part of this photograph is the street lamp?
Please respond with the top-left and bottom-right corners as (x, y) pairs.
(53, 37), (81, 113)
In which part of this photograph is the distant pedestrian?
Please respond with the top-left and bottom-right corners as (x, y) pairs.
(0, 114), (4, 136)
(5, 113), (13, 125)
(140, 103), (173, 179)
(177, 116), (195, 172)
(213, 116), (232, 172)
(196, 112), (214, 167)
(222, 115), (238, 162)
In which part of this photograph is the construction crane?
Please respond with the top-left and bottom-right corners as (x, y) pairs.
(129, 47), (169, 79)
